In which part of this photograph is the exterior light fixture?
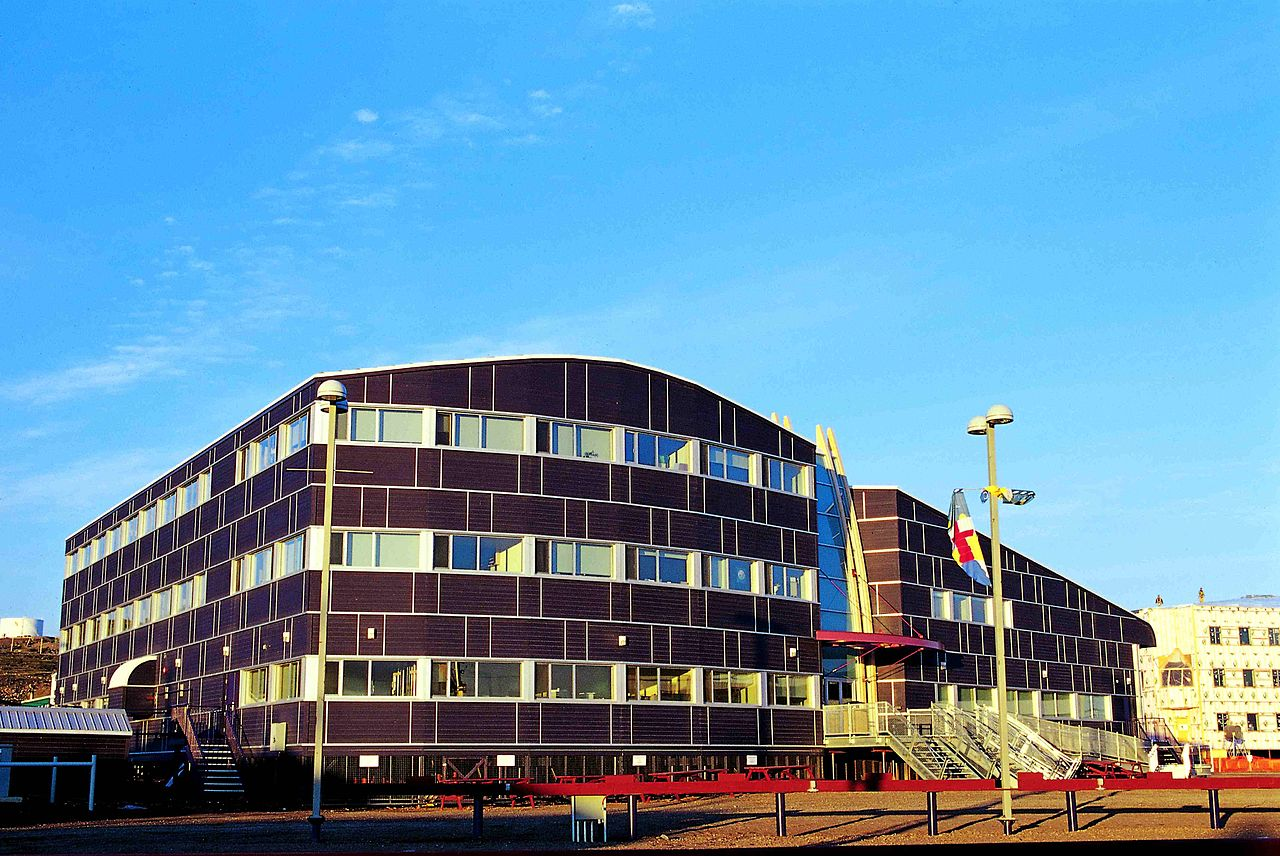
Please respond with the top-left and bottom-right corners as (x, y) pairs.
(788, 646), (798, 658)
(985, 404), (1014, 425)
(222, 645), (232, 657)
(283, 631), (291, 643)
(617, 635), (628, 647)
(966, 417), (988, 436)
(366, 627), (376, 640)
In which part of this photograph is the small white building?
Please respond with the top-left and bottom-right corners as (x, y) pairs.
(0, 617), (44, 639)
(1137, 595), (1280, 753)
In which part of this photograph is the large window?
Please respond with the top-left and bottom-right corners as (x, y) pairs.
(180, 472), (209, 514)
(769, 565), (813, 599)
(325, 659), (418, 697)
(1212, 668), (1225, 687)
(541, 421), (613, 461)
(434, 534), (523, 573)
(241, 667), (268, 705)
(277, 534), (306, 577)
(152, 587), (172, 621)
(1208, 625), (1222, 645)
(236, 547), (273, 591)
(771, 674), (813, 707)
(136, 596), (152, 626)
(704, 670), (760, 705)
(766, 458), (808, 495)
(705, 445), (752, 483)
(437, 412), (523, 451)
(1006, 689), (1038, 716)
(539, 540), (613, 578)
(626, 666), (694, 702)
(1243, 669), (1255, 688)
(272, 661), (302, 701)
(334, 531), (421, 569)
(534, 663), (613, 700)
(124, 516), (138, 545)
(341, 407), (424, 444)
(1078, 694), (1109, 720)
(1239, 627), (1251, 645)
(1042, 692), (1074, 718)
(704, 555), (754, 592)
(930, 589), (993, 624)
(139, 505), (155, 537)
(628, 548), (690, 585)
(159, 492), (178, 525)
(431, 660), (521, 698)
(624, 430), (692, 472)
(283, 413), (310, 455)
(1269, 628), (1280, 646)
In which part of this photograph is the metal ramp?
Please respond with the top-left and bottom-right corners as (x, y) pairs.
(825, 701), (1146, 780)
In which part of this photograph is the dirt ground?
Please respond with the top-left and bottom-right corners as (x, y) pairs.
(2, 788), (1278, 853)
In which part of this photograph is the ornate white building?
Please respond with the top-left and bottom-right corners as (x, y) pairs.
(1137, 595), (1280, 754)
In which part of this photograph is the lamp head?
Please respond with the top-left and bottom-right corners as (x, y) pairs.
(316, 379), (348, 404)
(966, 416), (989, 436)
(985, 404), (1014, 425)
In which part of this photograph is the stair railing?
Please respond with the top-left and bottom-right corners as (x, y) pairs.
(171, 705), (203, 763)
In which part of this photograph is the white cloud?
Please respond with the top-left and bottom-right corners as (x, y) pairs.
(12, 339), (199, 405)
(0, 448), (180, 524)
(504, 134), (544, 146)
(532, 103), (563, 118)
(319, 139), (396, 161)
(163, 216), (176, 225)
(353, 108), (380, 124)
(340, 191), (397, 208)
(611, 2), (655, 27)
(528, 89), (551, 100)
(129, 277), (145, 286)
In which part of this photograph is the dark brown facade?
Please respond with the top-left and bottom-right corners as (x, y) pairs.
(58, 357), (824, 778)
(853, 487), (1155, 727)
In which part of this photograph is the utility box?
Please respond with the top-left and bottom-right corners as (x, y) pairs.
(570, 795), (607, 842)
(0, 745), (11, 800)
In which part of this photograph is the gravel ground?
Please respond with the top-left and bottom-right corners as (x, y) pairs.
(2, 789), (1278, 853)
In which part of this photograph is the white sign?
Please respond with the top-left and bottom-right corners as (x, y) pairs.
(358, 755), (380, 768)
(745, 754), (759, 766)
(496, 754), (517, 768)
(631, 754), (648, 767)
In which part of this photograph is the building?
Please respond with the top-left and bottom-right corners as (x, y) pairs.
(0, 618), (45, 639)
(1136, 595), (1280, 755)
(56, 355), (1156, 786)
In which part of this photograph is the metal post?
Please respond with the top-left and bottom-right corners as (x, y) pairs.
(88, 756), (97, 813)
(774, 792), (787, 837)
(1208, 790), (1221, 829)
(309, 393), (342, 840)
(49, 756), (57, 805)
(987, 425), (1015, 836)
(1065, 791), (1078, 832)
(926, 791), (939, 836)
(628, 794), (639, 838)
(473, 794), (484, 839)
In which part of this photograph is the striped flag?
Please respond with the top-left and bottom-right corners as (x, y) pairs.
(948, 489), (991, 586)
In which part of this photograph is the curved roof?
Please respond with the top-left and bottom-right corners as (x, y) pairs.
(313, 354), (810, 441)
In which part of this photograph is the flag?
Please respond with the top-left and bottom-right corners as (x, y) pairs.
(948, 489), (990, 586)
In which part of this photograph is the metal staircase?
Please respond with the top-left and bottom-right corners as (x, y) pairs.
(173, 706), (246, 801)
(825, 701), (1148, 780)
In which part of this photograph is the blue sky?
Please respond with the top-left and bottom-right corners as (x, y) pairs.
(1, 2), (1276, 626)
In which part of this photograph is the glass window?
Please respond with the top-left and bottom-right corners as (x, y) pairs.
(431, 661), (521, 698)
(342, 660), (370, 696)
(1217, 713), (1229, 731)
(140, 505), (155, 536)
(707, 445), (752, 482)
(1239, 627), (1251, 645)
(1243, 669), (1255, 688)
(624, 430), (693, 471)
(1078, 694), (1108, 720)
(1273, 669), (1280, 687)
(154, 588), (172, 620)
(1042, 692), (1073, 718)
(771, 674), (812, 707)
(1006, 689), (1038, 716)
(159, 493), (177, 525)
(107, 526), (120, 553)
(334, 531), (421, 569)
(970, 597), (988, 625)
(1269, 628), (1280, 646)
(770, 565), (812, 599)
(238, 547), (273, 591)
(124, 516), (138, 545)
(277, 534), (306, 577)
(241, 667), (268, 705)
(272, 661), (302, 701)
(626, 666), (693, 702)
(1246, 713), (1258, 731)
(534, 663), (613, 700)
(767, 458), (807, 494)
(952, 592), (973, 622)
(83, 619), (95, 645)
(284, 413), (310, 455)
(445, 413), (524, 451)
(705, 670), (760, 704)
(136, 596), (152, 626)
(548, 422), (614, 461)
(350, 408), (379, 441)
(629, 548), (690, 585)
(439, 534), (523, 572)
(1209, 625), (1222, 644)
(370, 660), (417, 696)
(255, 433), (278, 473)
(931, 590), (949, 620)
(181, 478), (202, 513)
(379, 533), (421, 568)
(704, 555), (754, 592)
(173, 580), (193, 613)
(380, 410), (423, 443)
(1212, 668), (1225, 687)
(548, 541), (613, 577)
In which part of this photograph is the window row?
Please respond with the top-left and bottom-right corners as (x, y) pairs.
(1207, 625), (1280, 646)
(66, 471), (212, 576)
(239, 658), (817, 708)
(238, 412), (310, 481)
(232, 534), (306, 593)
(331, 529), (817, 600)
(1209, 668), (1280, 689)
(333, 405), (812, 496)
(63, 573), (207, 650)
(941, 685), (1112, 720)
(930, 589), (1013, 626)
(1216, 712), (1280, 732)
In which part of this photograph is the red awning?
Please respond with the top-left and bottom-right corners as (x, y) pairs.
(817, 630), (944, 668)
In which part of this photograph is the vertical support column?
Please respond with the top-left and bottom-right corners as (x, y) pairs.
(774, 792), (787, 837)
(628, 794), (639, 839)
(1207, 790), (1221, 830)
(473, 794), (484, 839)
(88, 756), (98, 813)
(49, 757), (58, 805)
(1065, 791), (1078, 833)
(926, 791), (939, 836)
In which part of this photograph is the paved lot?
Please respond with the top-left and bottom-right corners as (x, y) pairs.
(2, 789), (1278, 852)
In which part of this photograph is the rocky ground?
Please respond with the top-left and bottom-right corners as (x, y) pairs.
(0, 638), (57, 705)
(1, 788), (1277, 852)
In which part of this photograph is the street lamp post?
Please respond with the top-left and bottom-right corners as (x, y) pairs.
(967, 404), (1015, 835)
(308, 379), (347, 840)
